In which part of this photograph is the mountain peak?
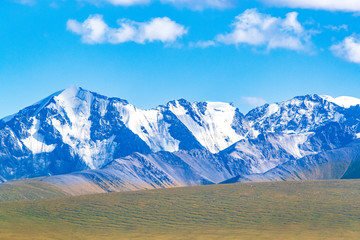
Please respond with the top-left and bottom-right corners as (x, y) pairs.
(60, 85), (81, 96)
(1, 88), (360, 186)
(320, 95), (360, 108)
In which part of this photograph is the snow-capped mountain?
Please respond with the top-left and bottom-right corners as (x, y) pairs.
(321, 95), (360, 109)
(167, 99), (245, 153)
(245, 94), (344, 134)
(1, 86), (360, 192)
(0, 86), (244, 181)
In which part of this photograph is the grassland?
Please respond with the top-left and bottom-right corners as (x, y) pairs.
(0, 180), (68, 201)
(0, 180), (360, 239)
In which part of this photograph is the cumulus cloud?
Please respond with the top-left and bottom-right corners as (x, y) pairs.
(331, 35), (360, 64)
(66, 15), (188, 44)
(80, 0), (233, 9)
(260, 0), (360, 12)
(241, 97), (267, 107)
(160, 0), (234, 10)
(80, 0), (151, 6)
(215, 9), (311, 51)
(18, 0), (233, 9)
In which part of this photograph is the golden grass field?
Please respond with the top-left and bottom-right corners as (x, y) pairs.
(0, 180), (360, 239)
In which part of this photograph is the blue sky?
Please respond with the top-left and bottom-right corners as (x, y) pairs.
(1, 0), (360, 117)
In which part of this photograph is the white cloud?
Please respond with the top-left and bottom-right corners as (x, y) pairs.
(331, 35), (360, 64)
(241, 97), (267, 107)
(80, 0), (233, 9)
(160, 0), (233, 10)
(139, 17), (187, 42)
(67, 15), (188, 44)
(189, 40), (216, 48)
(260, 0), (360, 12)
(80, 0), (151, 6)
(105, 0), (150, 6)
(215, 9), (311, 51)
(325, 24), (348, 31)
(67, 15), (108, 44)
(14, 0), (234, 9)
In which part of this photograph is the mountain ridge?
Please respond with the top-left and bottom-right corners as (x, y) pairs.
(1, 86), (360, 195)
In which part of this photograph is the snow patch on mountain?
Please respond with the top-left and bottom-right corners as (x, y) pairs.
(267, 132), (315, 159)
(114, 103), (180, 152)
(246, 95), (343, 133)
(49, 86), (97, 168)
(168, 100), (243, 153)
(266, 104), (280, 116)
(22, 136), (56, 154)
(321, 95), (360, 108)
(20, 117), (56, 154)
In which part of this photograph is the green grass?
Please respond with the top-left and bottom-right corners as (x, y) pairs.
(0, 180), (68, 202)
(0, 180), (360, 239)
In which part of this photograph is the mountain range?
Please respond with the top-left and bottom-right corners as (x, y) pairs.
(1, 86), (360, 195)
